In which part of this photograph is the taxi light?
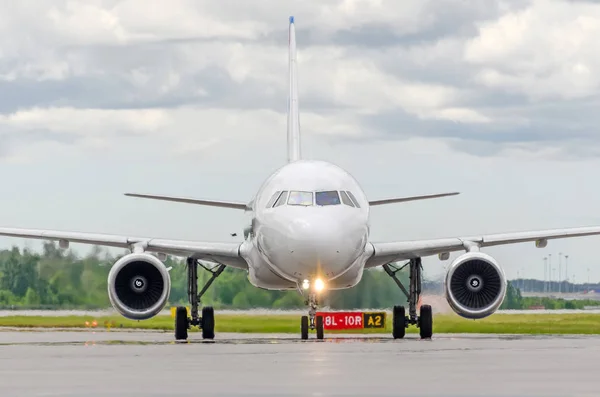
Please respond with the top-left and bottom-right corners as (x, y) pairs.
(314, 278), (325, 292)
(302, 279), (310, 290)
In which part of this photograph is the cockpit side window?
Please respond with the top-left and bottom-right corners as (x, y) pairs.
(345, 191), (361, 208)
(288, 191), (313, 206)
(273, 191), (288, 207)
(339, 191), (355, 207)
(315, 191), (341, 206)
(266, 191), (281, 208)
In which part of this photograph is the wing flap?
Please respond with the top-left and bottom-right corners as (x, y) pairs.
(365, 225), (600, 268)
(0, 227), (248, 269)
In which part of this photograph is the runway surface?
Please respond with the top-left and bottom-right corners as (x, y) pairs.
(0, 329), (598, 397)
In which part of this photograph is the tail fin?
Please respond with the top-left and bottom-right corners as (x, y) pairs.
(287, 16), (301, 163)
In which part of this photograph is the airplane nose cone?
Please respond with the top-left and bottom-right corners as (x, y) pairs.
(288, 218), (334, 249)
(286, 217), (364, 279)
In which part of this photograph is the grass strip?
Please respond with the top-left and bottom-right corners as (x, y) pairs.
(1, 313), (600, 334)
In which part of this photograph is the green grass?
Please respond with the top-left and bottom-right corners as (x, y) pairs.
(2, 312), (600, 334)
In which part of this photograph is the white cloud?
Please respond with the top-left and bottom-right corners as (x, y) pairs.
(0, 104), (374, 159)
(465, 0), (600, 99)
(0, 107), (168, 136)
(426, 107), (492, 123)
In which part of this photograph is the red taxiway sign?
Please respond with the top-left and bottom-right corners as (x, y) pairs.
(315, 311), (386, 330)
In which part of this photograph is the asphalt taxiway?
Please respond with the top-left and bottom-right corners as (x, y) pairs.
(0, 329), (598, 397)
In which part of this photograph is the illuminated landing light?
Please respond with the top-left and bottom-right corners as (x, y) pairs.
(314, 278), (325, 292)
(302, 279), (310, 290)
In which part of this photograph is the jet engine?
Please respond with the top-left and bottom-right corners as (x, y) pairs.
(444, 252), (507, 319)
(107, 252), (171, 320)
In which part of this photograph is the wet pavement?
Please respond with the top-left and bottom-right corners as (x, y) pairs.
(0, 329), (597, 396)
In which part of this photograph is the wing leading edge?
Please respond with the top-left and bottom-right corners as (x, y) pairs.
(0, 227), (248, 269)
(124, 193), (249, 210)
(368, 192), (459, 206)
(365, 225), (600, 268)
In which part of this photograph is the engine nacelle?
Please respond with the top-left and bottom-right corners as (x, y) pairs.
(107, 252), (171, 320)
(444, 252), (507, 319)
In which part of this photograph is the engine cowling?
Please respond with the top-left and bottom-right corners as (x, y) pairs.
(107, 253), (171, 320)
(444, 252), (507, 319)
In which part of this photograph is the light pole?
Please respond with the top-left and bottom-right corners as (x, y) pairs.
(564, 254), (569, 293)
(558, 252), (562, 294)
(543, 257), (548, 293)
(549, 254), (552, 293)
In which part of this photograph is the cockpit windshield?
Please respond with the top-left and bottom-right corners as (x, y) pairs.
(288, 191), (313, 206)
(315, 191), (340, 206)
(267, 190), (359, 208)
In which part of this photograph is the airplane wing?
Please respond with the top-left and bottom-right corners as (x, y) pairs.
(364, 225), (600, 268)
(124, 193), (249, 210)
(368, 192), (459, 206)
(0, 227), (248, 269)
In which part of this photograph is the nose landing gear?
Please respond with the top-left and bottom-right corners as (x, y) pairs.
(300, 292), (324, 340)
(383, 257), (433, 340)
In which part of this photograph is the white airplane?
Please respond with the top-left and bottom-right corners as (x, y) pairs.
(4, 16), (600, 341)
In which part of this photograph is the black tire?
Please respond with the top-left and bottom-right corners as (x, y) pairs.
(392, 305), (406, 339)
(419, 304), (433, 339)
(301, 316), (309, 340)
(316, 315), (324, 340)
(174, 306), (188, 341)
(201, 306), (215, 340)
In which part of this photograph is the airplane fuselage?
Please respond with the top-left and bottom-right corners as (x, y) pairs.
(239, 160), (373, 291)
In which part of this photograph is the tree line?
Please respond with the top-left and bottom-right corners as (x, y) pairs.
(1, 241), (594, 312)
(500, 282), (600, 310)
(0, 242), (412, 310)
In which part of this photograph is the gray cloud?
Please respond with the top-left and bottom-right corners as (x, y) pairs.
(1, 0), (600, 160)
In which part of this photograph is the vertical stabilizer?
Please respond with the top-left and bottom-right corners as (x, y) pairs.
(287, 16), (301, 162)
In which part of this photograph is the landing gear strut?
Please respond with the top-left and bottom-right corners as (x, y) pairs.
(300, 292), (324, 340)
(174, 257), (226, 341)
(383, 257), (433, 339)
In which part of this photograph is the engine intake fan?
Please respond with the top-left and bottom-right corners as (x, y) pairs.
(107, 253), (171, 320)
(444, 252), (507, 319)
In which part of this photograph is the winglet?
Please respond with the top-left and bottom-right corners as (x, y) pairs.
(289, 15), (294, 24)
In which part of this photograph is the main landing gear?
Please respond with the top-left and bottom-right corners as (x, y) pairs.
(300, 292), (324, 340)
(383, 257), (433, 340)
(174, 257), (226, 341)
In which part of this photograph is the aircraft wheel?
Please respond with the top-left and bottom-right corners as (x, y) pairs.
(392, 305), (406, 339)
(201, 306), (215, 340)
(316, 315), (324, 340)
(174, 306), (188, 341)
(301, 315), (309, 340)
(419, 304), (433, 339)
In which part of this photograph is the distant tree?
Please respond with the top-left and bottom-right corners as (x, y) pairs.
(500, 281), (523, 310)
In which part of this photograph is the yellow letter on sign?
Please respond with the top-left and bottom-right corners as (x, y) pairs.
(363, 312), (386, 329)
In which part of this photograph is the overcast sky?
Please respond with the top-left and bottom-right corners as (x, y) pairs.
(1, 0), (599, 284)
